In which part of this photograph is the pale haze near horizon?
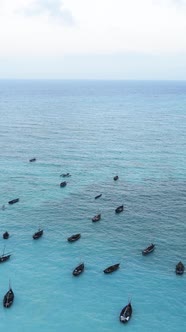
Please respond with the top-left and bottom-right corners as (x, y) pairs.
(0, 0), (186, 80)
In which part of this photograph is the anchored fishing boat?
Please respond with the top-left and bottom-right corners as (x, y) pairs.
(68, 233), (81, 242)
(92, 214), (101, 222)
(3, 283), (14, 308)
(115, 205), (123, 213)
(3, 231), (9, 239)
(119, 301), (132, 323)
(142, 243), (155, 255)
(73, 263), (84, 276)
(60, 173), (71, 177)
(103, 263), (120, 274)
(95, 194), (102, 199)
(176, 261), (185, 275)
(0, 246), (11, 263)
(8, 198), (19, 205)
(60, 181), (67, 187)
(33, 229), (43, 240)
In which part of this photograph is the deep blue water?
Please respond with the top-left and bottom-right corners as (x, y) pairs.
(0, 80), (185, 331)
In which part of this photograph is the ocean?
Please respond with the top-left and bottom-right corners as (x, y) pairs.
(0, 80), (185, 331)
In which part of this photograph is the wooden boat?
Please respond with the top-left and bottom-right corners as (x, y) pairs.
(68, 233), (81, 242)
(33, 229), (43, 240)
(0, 247), (11, 263)
(8, 198), (19, 205)
(60, 181), (67, 187)
(103, 263), (120, 274)
(115, 205), (124, 213)
(119, 302), (132, 323)
(60, 173), (71, 177)
(0, 253), (11, 263)
(29, 158), (36, 162)
(3, 231), (9, 239)
(176, 261), (185, 275)
(142, 243), (155, 255)
(95, 194), (102, 199)
(3, 284), (14, 308)
(113, 175), (119, 181)
(73, 263), (84, 276)
(92, 214), (101, 222)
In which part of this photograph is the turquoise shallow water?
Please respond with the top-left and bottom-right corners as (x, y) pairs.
(0, 80), (185, 331)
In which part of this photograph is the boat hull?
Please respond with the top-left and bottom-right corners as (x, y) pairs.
(115, 205), (124, 213)
(0, 254), (11, 263)
(119, 303), (132, 323)
(68, 234), (81, 242)
(142, 244), (155, 255)
(104, 263), (120, 274)
(33, 230), (43, 239)
(92, 214), (101, 222)
(8, 198), (19, 205)
(3, 289), (14, 308)
(176, 262), (184, 275)
(73, 263), (84, 276)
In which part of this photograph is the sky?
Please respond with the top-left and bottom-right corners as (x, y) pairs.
(0, 0), (186, 79)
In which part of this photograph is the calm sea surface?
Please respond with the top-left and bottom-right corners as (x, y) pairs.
(0, 80), (185, 331)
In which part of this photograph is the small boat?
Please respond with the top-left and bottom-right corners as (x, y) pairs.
(103, 263), (120, 274)
(119, 302), (132, 323)
(115, 205), (124, 213)
(8, 198), (19, 205)
(95, 194), (102, 199)
(60, 181), (67, 187)
(73, 263), (84, 276)
(92, 214), (101, 222)
(3, 283), (14, 308)
(0, 247), (11, 263)
(33, 229), (43, 240)
(3, 232), (9, 239)
(113, 175), (119, 181)
(68, 233), (81, 242)
(176, 261), (185, 275)
(60, 173), (71, 178)
(142, 243), (155, 255)
(29, 158), (36, 162)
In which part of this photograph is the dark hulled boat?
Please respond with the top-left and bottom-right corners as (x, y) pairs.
(60, 181), (67, 187)
(113, 175), (119, 181)
(0, 254), (11, 263)
(142, 243), (155, 255)
(176, 261), (185, 275)
(33, 229), (43, 240)
(68, 233), (81, 242)
(8, 198), (19, 205)
(60, 173), (71, 177)
(0, 247), (11, 263)
(73, 263), (84, 276)
(103, 263), (120, 274)
(3, 286), (14, 308)
(92, 214), (101, 222)
(115, 205), (124, 213)
(119, 302), (132, 323)
(95, 194), (102, 199)
(3, 231), (9, 239)
(29, 158), (36, 162)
